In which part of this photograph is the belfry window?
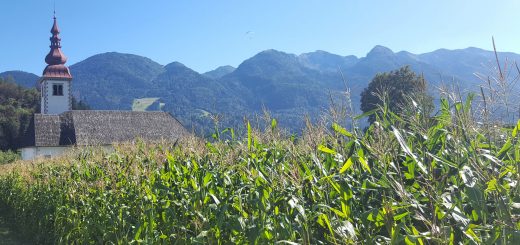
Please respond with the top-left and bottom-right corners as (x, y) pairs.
(52, 84), (63, 96)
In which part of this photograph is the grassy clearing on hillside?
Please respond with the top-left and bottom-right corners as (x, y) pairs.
(132, 98), (160, 111)
(0, 95), (519, 244)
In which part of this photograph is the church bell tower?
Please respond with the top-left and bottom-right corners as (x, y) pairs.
(40, 14), (72, 114)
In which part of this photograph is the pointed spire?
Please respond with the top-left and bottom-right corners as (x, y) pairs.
(45, 15), (67, 65)
(43, 13), (72, 79)
(51, 13), (60, 34)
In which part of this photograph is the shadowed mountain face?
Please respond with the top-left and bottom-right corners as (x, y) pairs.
(149, 62), (247, 131)
(224, 50), (343, 111)
(70, 52), (165, 110)
(5, 46), (520, 132)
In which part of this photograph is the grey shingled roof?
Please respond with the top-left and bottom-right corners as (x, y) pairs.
(34, 114), (62, 146)
(33, 110), (187, 147)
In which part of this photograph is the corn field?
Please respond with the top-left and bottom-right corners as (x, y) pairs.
(0, 95), (519, 244)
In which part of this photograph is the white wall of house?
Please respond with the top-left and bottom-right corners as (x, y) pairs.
(21, 146), (69, 160)
(21, 145), (115, 160)
(21, 147), (36, 160)
(40, 79), (71, 114)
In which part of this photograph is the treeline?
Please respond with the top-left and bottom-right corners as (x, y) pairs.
(0, 77), (90, 152)
(0, 77), (39, 151)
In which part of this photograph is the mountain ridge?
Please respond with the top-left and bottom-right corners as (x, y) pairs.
(4, 45), (519, 131)
(203, 65), (236, 79)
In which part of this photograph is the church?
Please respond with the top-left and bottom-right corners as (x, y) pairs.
(20, 15), (187, 160)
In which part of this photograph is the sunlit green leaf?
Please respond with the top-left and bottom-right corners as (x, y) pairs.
(486, 178), (498, 193)
(318, 145), (336, 155)
(339, 157), (353, 173)
(393, 211), (409, 221)
(357, 149), (371, 174)
(332, 123), (354, 138)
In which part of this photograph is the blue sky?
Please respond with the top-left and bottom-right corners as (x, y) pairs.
(1, 0), (519, 75)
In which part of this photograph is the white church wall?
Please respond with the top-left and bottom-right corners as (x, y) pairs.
(21, 145), (115, 160)
(41, 79), (71, 114)
(36, 146), (69, 159)
(21, 146), (68, 160)
(21, 147), (36, 160)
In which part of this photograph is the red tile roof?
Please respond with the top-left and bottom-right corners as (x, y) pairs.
(43, 64), (72, 79)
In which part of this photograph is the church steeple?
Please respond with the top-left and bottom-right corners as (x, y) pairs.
(40, 13), (73, 115)
(42, 14), (72, 79)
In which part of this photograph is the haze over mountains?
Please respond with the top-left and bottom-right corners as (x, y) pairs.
(2, 45), (519, 132)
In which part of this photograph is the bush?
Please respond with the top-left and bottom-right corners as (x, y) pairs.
(0, 150), (20, 165)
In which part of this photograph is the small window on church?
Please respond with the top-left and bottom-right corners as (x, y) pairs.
(53, 84), (63, 96)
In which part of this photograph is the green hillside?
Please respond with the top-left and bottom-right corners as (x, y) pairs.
(132, 97), (160, 111)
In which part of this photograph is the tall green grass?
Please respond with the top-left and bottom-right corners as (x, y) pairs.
(0, 95), (518, 244)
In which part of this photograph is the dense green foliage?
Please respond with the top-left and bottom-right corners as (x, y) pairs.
(0, 78), (40, 150)
(361, 66), (433, 124)
(0, 150), (19, 165)
(0, 95), (518, 244)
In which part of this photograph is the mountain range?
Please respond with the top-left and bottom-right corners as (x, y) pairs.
(2, 45), (519, 132)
